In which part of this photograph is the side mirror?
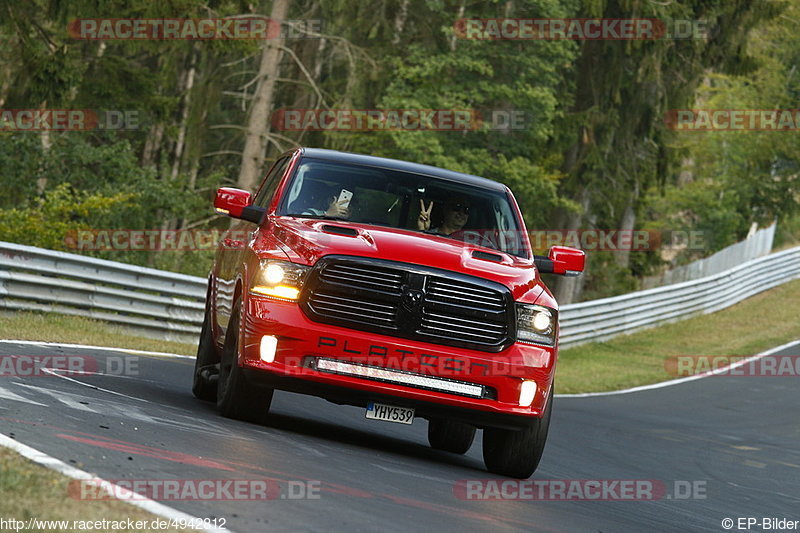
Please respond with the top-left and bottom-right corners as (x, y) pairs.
(534, 246), (585, 276)
(214, 187), (265, 224)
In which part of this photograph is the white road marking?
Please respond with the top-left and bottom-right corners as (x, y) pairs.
(0, 339), (194, 359)
(15, 383), (97, 413)
(12, 381), (242, 438)
(0, 383), (48, 406)
(0, 433), (232, 533)
(39, 367), (151, 403)
(557, 340), (800, 398)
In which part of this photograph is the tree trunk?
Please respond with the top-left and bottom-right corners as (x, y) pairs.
(170, 45), (198, 182)
(237, 0), (290, 192)
(449, 2), (464, 52)
(0, 59), (13, 106)
(392, 0), (409, 46)
(141, 123), (164, 168)
(36, 101), (51, 194)
(552, 188), (590, 305)
(613, 183), (638, 268)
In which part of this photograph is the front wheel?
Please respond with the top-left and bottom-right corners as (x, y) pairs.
(428, 419), (476, 454)
(482, 388), (553, 478)
(216, 300), (274, 425)
(192, 305), (219, 401)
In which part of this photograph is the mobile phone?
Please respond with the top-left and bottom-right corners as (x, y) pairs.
(337, 189), (353, 209)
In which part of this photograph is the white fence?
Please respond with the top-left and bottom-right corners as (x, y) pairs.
(559, 244), (800, 347)
(2, 240), (799, 348)
(641, 223), (776, 289)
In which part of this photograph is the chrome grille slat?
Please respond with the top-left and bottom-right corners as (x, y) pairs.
(419, 321), (505, 338)
(428, 278), (502, 298)
(426, 286), (501, 305)
(328, 264), (402, 279)
(425, 294), (505, 311)
(311, 304), (395, 321)
(321, 273), (401, 290)
(312, 293), (397, 316)
(422, 312), (506, 332)
(324, 265), (402, 286)
(309, 303), (397, 324)
(323, 269), (402, 286)
(419, 324), (502, 341)
(428, 279), (498, 297)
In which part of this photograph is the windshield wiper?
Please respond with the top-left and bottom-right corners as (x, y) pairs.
(289, 214), (350, 222)
(421, 229), (451, 237)
(290, 214), (397, 228)
(352, 219), (393, 227)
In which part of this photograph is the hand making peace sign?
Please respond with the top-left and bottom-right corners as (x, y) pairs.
(417, 199), (433, 230)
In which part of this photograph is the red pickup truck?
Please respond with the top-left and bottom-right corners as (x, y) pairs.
(193, 147), (584, 478)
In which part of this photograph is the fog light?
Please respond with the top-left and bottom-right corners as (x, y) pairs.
(260, 335), (278, 363)
(519, 380), (537, 407)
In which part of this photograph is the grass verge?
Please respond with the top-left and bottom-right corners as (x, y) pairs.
(556, 278), (800, 393)
(0, 447), (184, 532)
(0, 311), (197, 356)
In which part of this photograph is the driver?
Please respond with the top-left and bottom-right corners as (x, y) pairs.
(300, 184), (351, 218)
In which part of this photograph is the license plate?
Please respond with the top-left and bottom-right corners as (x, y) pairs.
(365, 402), (415, 425)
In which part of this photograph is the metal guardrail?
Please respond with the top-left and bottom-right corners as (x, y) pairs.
(0, 242), (206, 344)
(559, 245), (800, 347)
(1, 241), (799, 348)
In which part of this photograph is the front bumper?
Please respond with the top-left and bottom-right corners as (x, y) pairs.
(239, 293), (556, 428)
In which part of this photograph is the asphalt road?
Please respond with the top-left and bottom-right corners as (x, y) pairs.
(1, 340), (799, 533)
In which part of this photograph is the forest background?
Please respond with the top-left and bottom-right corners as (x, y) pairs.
(1, 0), (798, 303)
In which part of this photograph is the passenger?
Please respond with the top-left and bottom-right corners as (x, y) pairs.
(417, 197), (470, 236)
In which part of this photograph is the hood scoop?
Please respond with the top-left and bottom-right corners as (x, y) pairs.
(472, 250), (504, 263)
(321, 224), (358, 237)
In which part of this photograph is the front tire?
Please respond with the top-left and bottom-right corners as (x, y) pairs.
(428, 419), (476, 454)
(482, 388), (553, 478)
(216, 300), (274, 425)
(192, 305), (219, 401)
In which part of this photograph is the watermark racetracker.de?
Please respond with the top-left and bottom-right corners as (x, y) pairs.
(270, 108), (529, 131)
(0, 354), (139, 377)
(68, 17), (323, 40)
(453, 479), (707, 500)
(69, 478), (321, 501)
(0, 109), (140, 131)
(666, 109), (800, 131)
(665, 355), (800, 378)
(454, 18), (712, 40)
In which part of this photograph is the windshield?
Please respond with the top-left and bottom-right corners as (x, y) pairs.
(279, 158), (528, 258)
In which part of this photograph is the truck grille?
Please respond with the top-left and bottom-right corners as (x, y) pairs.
(301, 257), (513, 352)
(311, 263), (402, 329)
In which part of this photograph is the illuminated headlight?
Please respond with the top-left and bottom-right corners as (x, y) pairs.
(516, 304), (557, 346)
(250, 260), (310, 300)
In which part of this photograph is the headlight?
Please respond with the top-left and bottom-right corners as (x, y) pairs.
(516, 304), (557, 346)
(250, 260), (310, 300)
